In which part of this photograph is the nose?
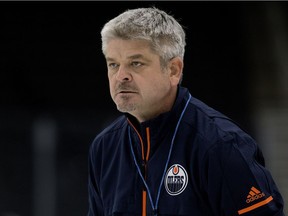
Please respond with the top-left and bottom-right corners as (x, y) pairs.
(116, 66), (132, 82)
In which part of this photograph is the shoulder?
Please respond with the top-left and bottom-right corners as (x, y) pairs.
(89, 115), (127, 152)
(184, 96), (262, 173)
(97, 115), (127, 137)
(185, 95), (256, 151)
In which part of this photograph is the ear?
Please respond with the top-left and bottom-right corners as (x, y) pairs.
(169, 57), (183, 86)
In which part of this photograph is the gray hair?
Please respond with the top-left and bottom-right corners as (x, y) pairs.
(101, 7), (186, 66)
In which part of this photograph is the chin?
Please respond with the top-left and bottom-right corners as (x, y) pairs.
(117, 103), (137, 113)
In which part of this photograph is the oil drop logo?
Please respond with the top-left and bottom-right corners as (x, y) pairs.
(164, 164), (188, 196)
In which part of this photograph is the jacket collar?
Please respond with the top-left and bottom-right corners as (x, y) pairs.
(126, 86), (190, 154)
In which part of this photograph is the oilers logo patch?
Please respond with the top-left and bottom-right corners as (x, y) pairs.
(164, 164), (188, 196)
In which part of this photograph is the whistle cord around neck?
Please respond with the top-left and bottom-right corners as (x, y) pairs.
(128, 93), (191, 216)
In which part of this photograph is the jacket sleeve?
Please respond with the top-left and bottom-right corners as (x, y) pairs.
(87, 142), (104, 216)
(201, 132), (285, 216)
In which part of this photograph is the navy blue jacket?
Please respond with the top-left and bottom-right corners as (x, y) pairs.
(88, 86), (284, 216)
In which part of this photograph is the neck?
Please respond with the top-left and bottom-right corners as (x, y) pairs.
(133, 87), (178, 123)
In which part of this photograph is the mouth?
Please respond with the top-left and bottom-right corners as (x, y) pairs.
(119, 90), (135, 93)
(117, 90), (137, 95)
(115, 85), (138, 96)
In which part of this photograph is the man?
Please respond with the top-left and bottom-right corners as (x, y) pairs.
(88, 7), (285, 216)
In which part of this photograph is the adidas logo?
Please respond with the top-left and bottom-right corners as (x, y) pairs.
(246, 186), (265, 203)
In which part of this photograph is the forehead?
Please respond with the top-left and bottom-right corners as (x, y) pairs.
(105, 39), (156, 60)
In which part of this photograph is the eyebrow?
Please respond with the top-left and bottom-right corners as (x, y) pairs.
(106, 54), (149, 62)
(127, 54), (144, 60)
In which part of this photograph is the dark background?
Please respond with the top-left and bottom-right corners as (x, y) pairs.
(1, 1), (287, 216)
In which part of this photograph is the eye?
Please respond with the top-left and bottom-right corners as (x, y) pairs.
(131, 61), (143, 67)
(108, 62), (119, 69)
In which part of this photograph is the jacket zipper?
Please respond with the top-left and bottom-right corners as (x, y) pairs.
(128, 120), (151, 216)
(142, 127), (151, 216)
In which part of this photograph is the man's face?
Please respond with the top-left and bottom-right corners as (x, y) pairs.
(105, 39), (180, 122)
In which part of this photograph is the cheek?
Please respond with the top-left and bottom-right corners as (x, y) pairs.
(108, 78), (115, 94)
(144, 77), (170, 95)
(153, 75), (171, 88)
(107, 75), (114, 86)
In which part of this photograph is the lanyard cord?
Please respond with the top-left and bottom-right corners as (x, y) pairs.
(128, 93), (191, 216)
